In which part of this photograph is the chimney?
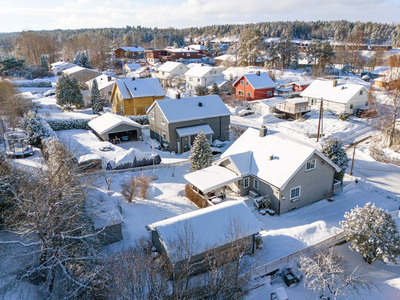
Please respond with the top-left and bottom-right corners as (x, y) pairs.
(107, 76), (111, 82)
(256, 71), (260, 76)
(198, 102), (203, 107)
(269, 154), (274, 160)
(131, 77), (135, 81)
(176, 93), (181, 99)
(332, 80), (337, 87)
(259, 125), (267, 137)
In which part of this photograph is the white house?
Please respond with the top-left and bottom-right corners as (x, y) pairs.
(123, 63), (143, 74)
(155, 62), (189, 86)
(86, 74), (116, 102)
(300, 80), (369, 114)
(185, 65), (225, 92)
(51, 61), (77, 74)
(249, 98), (285, 115)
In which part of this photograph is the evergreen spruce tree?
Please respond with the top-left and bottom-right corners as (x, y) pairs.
(23, 110), (52, 147)
(40, 54), (49, 71)
(90, 79), (103, 114)
(73, 51), (93, 69)
(73, 51), (82, 66)
(210, 82), (220, 95)
(55, 74), (84, 110)
(189, 131), (214, 172)
(340, 203), (400, 264)
(194, 85), (206, 96)
(321, 137), (349, 181)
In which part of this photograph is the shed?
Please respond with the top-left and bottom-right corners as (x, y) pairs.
(249, 98), (285, 115)
(88, 112), (143, 142)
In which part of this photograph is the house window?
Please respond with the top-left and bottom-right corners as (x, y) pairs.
(162, 132), (166, 140)
(198, 78), (201, 82)
(151, 111), (154, 120)
(247, 92), (251, 98)
(359, 90), (363, 95)
(161, 116), (165, 125)
(243, 177), (249, 188)
(162, 71), (165, 75)
(306, 159), (316, 171)
(365, 102), (368, 106)
(267, 91), (272, 97)
(350, 104), (354, 109)
(189, 77), (193, 82)
(290, 186), (301, 201)
(187, 53), (190, 56)
(240, 80), (244, 86)
(245, 81), (249, 86)
(108, 91), (111, 96)
(238, 90), (244, 96)
(254, 179), (259, 190)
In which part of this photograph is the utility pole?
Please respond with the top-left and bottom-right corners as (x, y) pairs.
(350, 141), (356, 176)
(316, 98), (323, 142)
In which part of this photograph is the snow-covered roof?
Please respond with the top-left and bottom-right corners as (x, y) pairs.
(286, 97), (308, 104)
(115, 78), (165, 99)
(146, 200), (262, 262)
(214, 54), (238, 62)
(62, 66), (101, 76)
(51, 61), (77, 70)
(219, 128), (341, 189)
(86, 75), (115, 90)
(157, 61), (187, 73)
(300, 80), (367, 104)
(77, 154), (101, 164)
(176, 124), (214, 137)
(166, 48), (198, 53)
(291, 81), (312, 86)
(250, 98), (285, 108)
(92, 210), (124, 230)
(88, 112), (142, 135)
(188, 45), (205, 51)
(150, 95), (231, 124)
(185, 65), (221, 78)
(115, 147), (146, 166)
(234, 73), (276, 89)
(124, 63), (142, 70)
(184, 165), (241, 193)
(118, 46), (145, 52)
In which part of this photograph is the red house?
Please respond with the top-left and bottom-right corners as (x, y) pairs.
(291, 81), (311, 92)
(114, 47), (145, 58)
(234, 71), (276, 101)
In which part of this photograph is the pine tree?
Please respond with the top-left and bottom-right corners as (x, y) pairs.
(73, 51), (93, 69)
(40, 54), (48, 71)
(340, 202), (400, 264)
(321, 137), (349, 181)
(189, 131), (214, 172)
(55, 74), (84, 110)
(194, 85), (206, 96)
(23, 110), (53, 147)
(91, 79), (103, 114)
(210, 82), (220, 95)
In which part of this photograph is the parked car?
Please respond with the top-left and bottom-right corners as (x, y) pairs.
(44, 90), (55, 97)
(238, 109), (254, 117)
(355, 107), (376, 118)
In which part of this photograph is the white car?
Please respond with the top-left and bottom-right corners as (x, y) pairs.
(238, 109), (254, 117)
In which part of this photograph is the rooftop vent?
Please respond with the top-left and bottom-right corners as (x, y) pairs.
(107, 76), (111, 82)
(256, 70), (261, 76)
(259, 125), (267, 137)
(198, 102), (203, 107)
(269, 154), (274, 161)
(131, 77), (135, 81)
(134, 87), (137, 90)
(176, 93), (181, 99)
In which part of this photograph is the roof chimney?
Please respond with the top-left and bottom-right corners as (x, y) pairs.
(256, 71), (261, 76)
(269, 154), (274, 160)
(198, 102), (203, 107)
(176, 93), (181, 99)
(259, 125), (267, 137)
(132, 77), (135, 81)
(332, 80), (337, 87)
(107, 76), (111, 82)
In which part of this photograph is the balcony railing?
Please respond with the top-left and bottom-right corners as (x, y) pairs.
(275, 103), (311, 114)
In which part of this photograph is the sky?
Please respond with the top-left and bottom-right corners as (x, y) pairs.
(0, 0), (400, 33)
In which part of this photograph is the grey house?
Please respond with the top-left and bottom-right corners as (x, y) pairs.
(184, 127), (341, 214)
(88, 112), (143, 142)
(147, 95), (231, 153)
(145, 201), (262, 271)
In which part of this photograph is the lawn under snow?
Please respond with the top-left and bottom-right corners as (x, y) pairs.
(6, 68), (400, 299)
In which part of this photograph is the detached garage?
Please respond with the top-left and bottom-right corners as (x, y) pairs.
(88, 112), (143, 142)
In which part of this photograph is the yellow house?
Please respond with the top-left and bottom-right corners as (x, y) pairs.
(110, 78), (165, 116)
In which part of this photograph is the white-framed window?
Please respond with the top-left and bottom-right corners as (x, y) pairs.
(108, 91), (111, 96)
(245, 81), (249, 86)
(267, 91), (272, 97)
(161, 116), (165, 125)
(247, 92), (251, 98)
(238, 90), (244, 96)
(189, 77), (193, 82)
(306, 159), (316, 171)
(365, 102), (368, 106)
(198, 78), (201, 82)
(187, 53), (190, 56)
(350, 104), (354, 109)
(243, 177), (249, 188)
(254, 179), (259, 190)
(240, 80), (244, 86)
(162, 71), (165, 75)
(359, 90), (363, 95)
(162, 132), (166, 140)
(151, 111), (154, 120)
(290, 186), (301, 201)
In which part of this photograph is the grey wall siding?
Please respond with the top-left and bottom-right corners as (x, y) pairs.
(248, 178), (281, 212)
(149, 104), (230, 153)
(279, 154), (335, 213)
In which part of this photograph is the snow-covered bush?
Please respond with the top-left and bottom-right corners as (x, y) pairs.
(23, 110), (55, 147)
(127, 115), (148, 125)
(45, 118), (91, 131)
(321, 137), (349, 181)
(189, 130), (214, 172)
(10, 79), (52, 87)
(340, 202), (400, 264)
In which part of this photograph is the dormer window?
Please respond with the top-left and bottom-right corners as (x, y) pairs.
(306, 159), (316, 171)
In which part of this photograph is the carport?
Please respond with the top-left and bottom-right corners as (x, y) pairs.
(176, 124), (214, 153)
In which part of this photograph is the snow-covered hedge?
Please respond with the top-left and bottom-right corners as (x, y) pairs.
(45, 118), (92, 131)
(11, 79), (52, 87)
(127, 115), (148, 125)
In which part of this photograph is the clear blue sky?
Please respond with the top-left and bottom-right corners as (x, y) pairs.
(0, 0), (399, 33)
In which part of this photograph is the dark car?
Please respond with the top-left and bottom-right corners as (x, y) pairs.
(355, 108), (376, 118)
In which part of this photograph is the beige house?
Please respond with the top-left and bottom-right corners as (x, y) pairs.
(185, 65), (225, 92)
(156, 62), (189, 87)
(62, 66), (102, 82)
(184, 127), (341, 214)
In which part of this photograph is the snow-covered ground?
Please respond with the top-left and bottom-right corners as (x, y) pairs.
(6, 68), (400, 299)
